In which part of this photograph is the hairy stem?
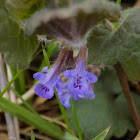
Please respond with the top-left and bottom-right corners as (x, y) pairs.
(114, 62), (140, 130)
(129, 80), (140, 96)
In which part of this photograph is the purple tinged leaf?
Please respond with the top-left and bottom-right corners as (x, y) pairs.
(25, 0), (120, 47)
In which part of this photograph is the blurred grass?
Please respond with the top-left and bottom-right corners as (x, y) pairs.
(10, 86), (39, 116)
(0, 97), (65, 139)
(31, 130), (35, 140)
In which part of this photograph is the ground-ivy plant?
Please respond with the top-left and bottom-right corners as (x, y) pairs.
(0, 0), (140, 140)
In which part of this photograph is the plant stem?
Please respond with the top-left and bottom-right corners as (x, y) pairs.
(54, 91), (73, 134)
(129, 80), (140, 96)
(114, 62), (140, 130)
(10, 86), (39, 116)
(0, 70), (22, 99)
(42, 44), (50, 68)
(71, 97), (83, 140)
(117, 0), (121, 5)
(41, 44), (73, 134)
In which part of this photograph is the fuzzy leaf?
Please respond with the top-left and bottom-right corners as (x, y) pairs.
(122, 52), (140, 81)
(0, 4), (38, 69)
(87, 7), (140, 65)
(66, 69), (140, 139)
(25, 0), (120, 44)
(5, 0), (45, 20)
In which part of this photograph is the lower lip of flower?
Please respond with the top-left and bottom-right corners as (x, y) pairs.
(41, 85), (50, 92)
(73, 76), (82, 89)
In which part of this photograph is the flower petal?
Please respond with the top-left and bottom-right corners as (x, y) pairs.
(79, 83), (95, 99)
(86, 83), (95, 99)
(42, 66), (48, 73)
(58, 91), (72, 108)
(73, 94), (81, 101)
(33, 72), (44, 80)
(78, 70), (87, 77)
(63, 70), (73, 79)
(75, 59), (86, 73)
(34, 82), (54, 99)
(85, 72), (98, 83)
(41, 63), (60, 84)
(68, 77), (88, 96)
(56, 76), (63, 84)
(55, 83), (61, 92)
(71, 69), (78, 76)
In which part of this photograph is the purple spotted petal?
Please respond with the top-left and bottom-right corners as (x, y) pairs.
(33, 72), (45, 80)
(34, 83), (54, 99)
(58, 91), (72, 108)
(42, 66), (48, 73)
(85, 72), (98, 83)
(63, 70), (73, 79)
(68, 76), (88, 96)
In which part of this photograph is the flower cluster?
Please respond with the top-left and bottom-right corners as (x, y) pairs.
(33, 46), (98, 108)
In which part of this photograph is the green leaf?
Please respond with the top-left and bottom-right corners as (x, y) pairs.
(87, 7), (140, 65)
(0, 97), (78, 140)
(5, 0), (45, 20)
(0, 4), (38, 69)
(121, 52), (140, 81)
(31, 131), (35, 140)
(93, 127), (110, 140)
(95, 68), (122, 94)
(25, 0), (120, 41)
(1, 30), (38, 69)
(66, 69), (140, 139)
(0, 97), (64, 139)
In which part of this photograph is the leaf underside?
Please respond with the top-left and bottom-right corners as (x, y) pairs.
(25, 0), (120, 43)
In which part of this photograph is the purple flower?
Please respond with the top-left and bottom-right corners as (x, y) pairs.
(33, 46), (74, 100)
(33, 63), (61, 99)
(55, 76), (71, 108)
(63, 58), (98, 99)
